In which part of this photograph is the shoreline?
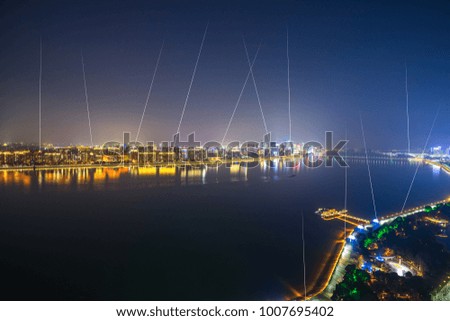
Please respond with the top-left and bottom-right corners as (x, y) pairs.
(292, 228), (354, 301)
(0, 154), (416, 172)
(0, 157), (303, 172)
(310, 230), (356, 300)
(424, 159), (450, 174)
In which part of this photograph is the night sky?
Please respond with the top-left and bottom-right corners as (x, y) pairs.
(1, 0), (450, 150)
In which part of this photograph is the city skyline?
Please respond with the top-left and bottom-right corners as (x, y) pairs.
(2, 1), (450, 149)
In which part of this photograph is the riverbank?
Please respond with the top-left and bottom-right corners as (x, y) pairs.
(424, 159), (450, 174)
(0, 156), (303, 172)
(311, 232), (357, 300)
(291, 228), (354, 301)
(312, 198), (450, 301)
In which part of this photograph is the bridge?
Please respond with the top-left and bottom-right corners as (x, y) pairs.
(379, 198), (449, 224)
(317, 198), (450, 227)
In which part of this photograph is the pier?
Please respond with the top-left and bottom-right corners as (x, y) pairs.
(317, 197), (450, 227)
(316, 208), (370, 226)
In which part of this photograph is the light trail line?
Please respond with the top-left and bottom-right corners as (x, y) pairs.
(176, 23), (208, 135)
(405, 63), (411, 153)
(39, 38), (42, 150)
(242, 37), (268, 133)
(287, 27), (292, 141)
(360, 113), (378, 220)
(81, 50), (94, 147)
(301, 211), (307, 300)
(221, 43), (261, 145)
(344, 127), (348, 238)
(401, 108), (440, 211)
(135, 41), (164, 142)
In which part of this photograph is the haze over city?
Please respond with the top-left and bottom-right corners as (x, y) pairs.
(2, 0), (450, 149)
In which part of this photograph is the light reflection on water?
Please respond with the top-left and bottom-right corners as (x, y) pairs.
(3, 158), (445, 221)
(0, 159), (444, 217)
(1, 158), (450, 300)
(0, 159), (306, 190)
(1, 158), (412, 187)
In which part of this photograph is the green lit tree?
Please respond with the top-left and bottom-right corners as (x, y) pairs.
(332, 265), (377, 300)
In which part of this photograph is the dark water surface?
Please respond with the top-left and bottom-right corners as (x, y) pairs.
(1, 159), (449, 300)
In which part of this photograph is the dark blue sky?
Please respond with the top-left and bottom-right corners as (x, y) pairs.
(1, 0), (450, 150)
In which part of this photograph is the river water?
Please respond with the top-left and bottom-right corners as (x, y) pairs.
(0, 159), (449, 300)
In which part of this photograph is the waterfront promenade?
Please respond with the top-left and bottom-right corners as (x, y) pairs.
(310, 196), (450, 300)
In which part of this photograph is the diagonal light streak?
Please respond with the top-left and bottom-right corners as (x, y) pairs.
(401, 108), (440, 211)
(242, 37), (268, 133)
(360, 113), (378, 220)
(221, 43), (261, 145)
(135, 41), (164, 142)
(176, 23), (209, 135)
(81, 50), (94, 147)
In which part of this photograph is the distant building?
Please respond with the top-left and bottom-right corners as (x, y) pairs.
(431, 146), (442, 155)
